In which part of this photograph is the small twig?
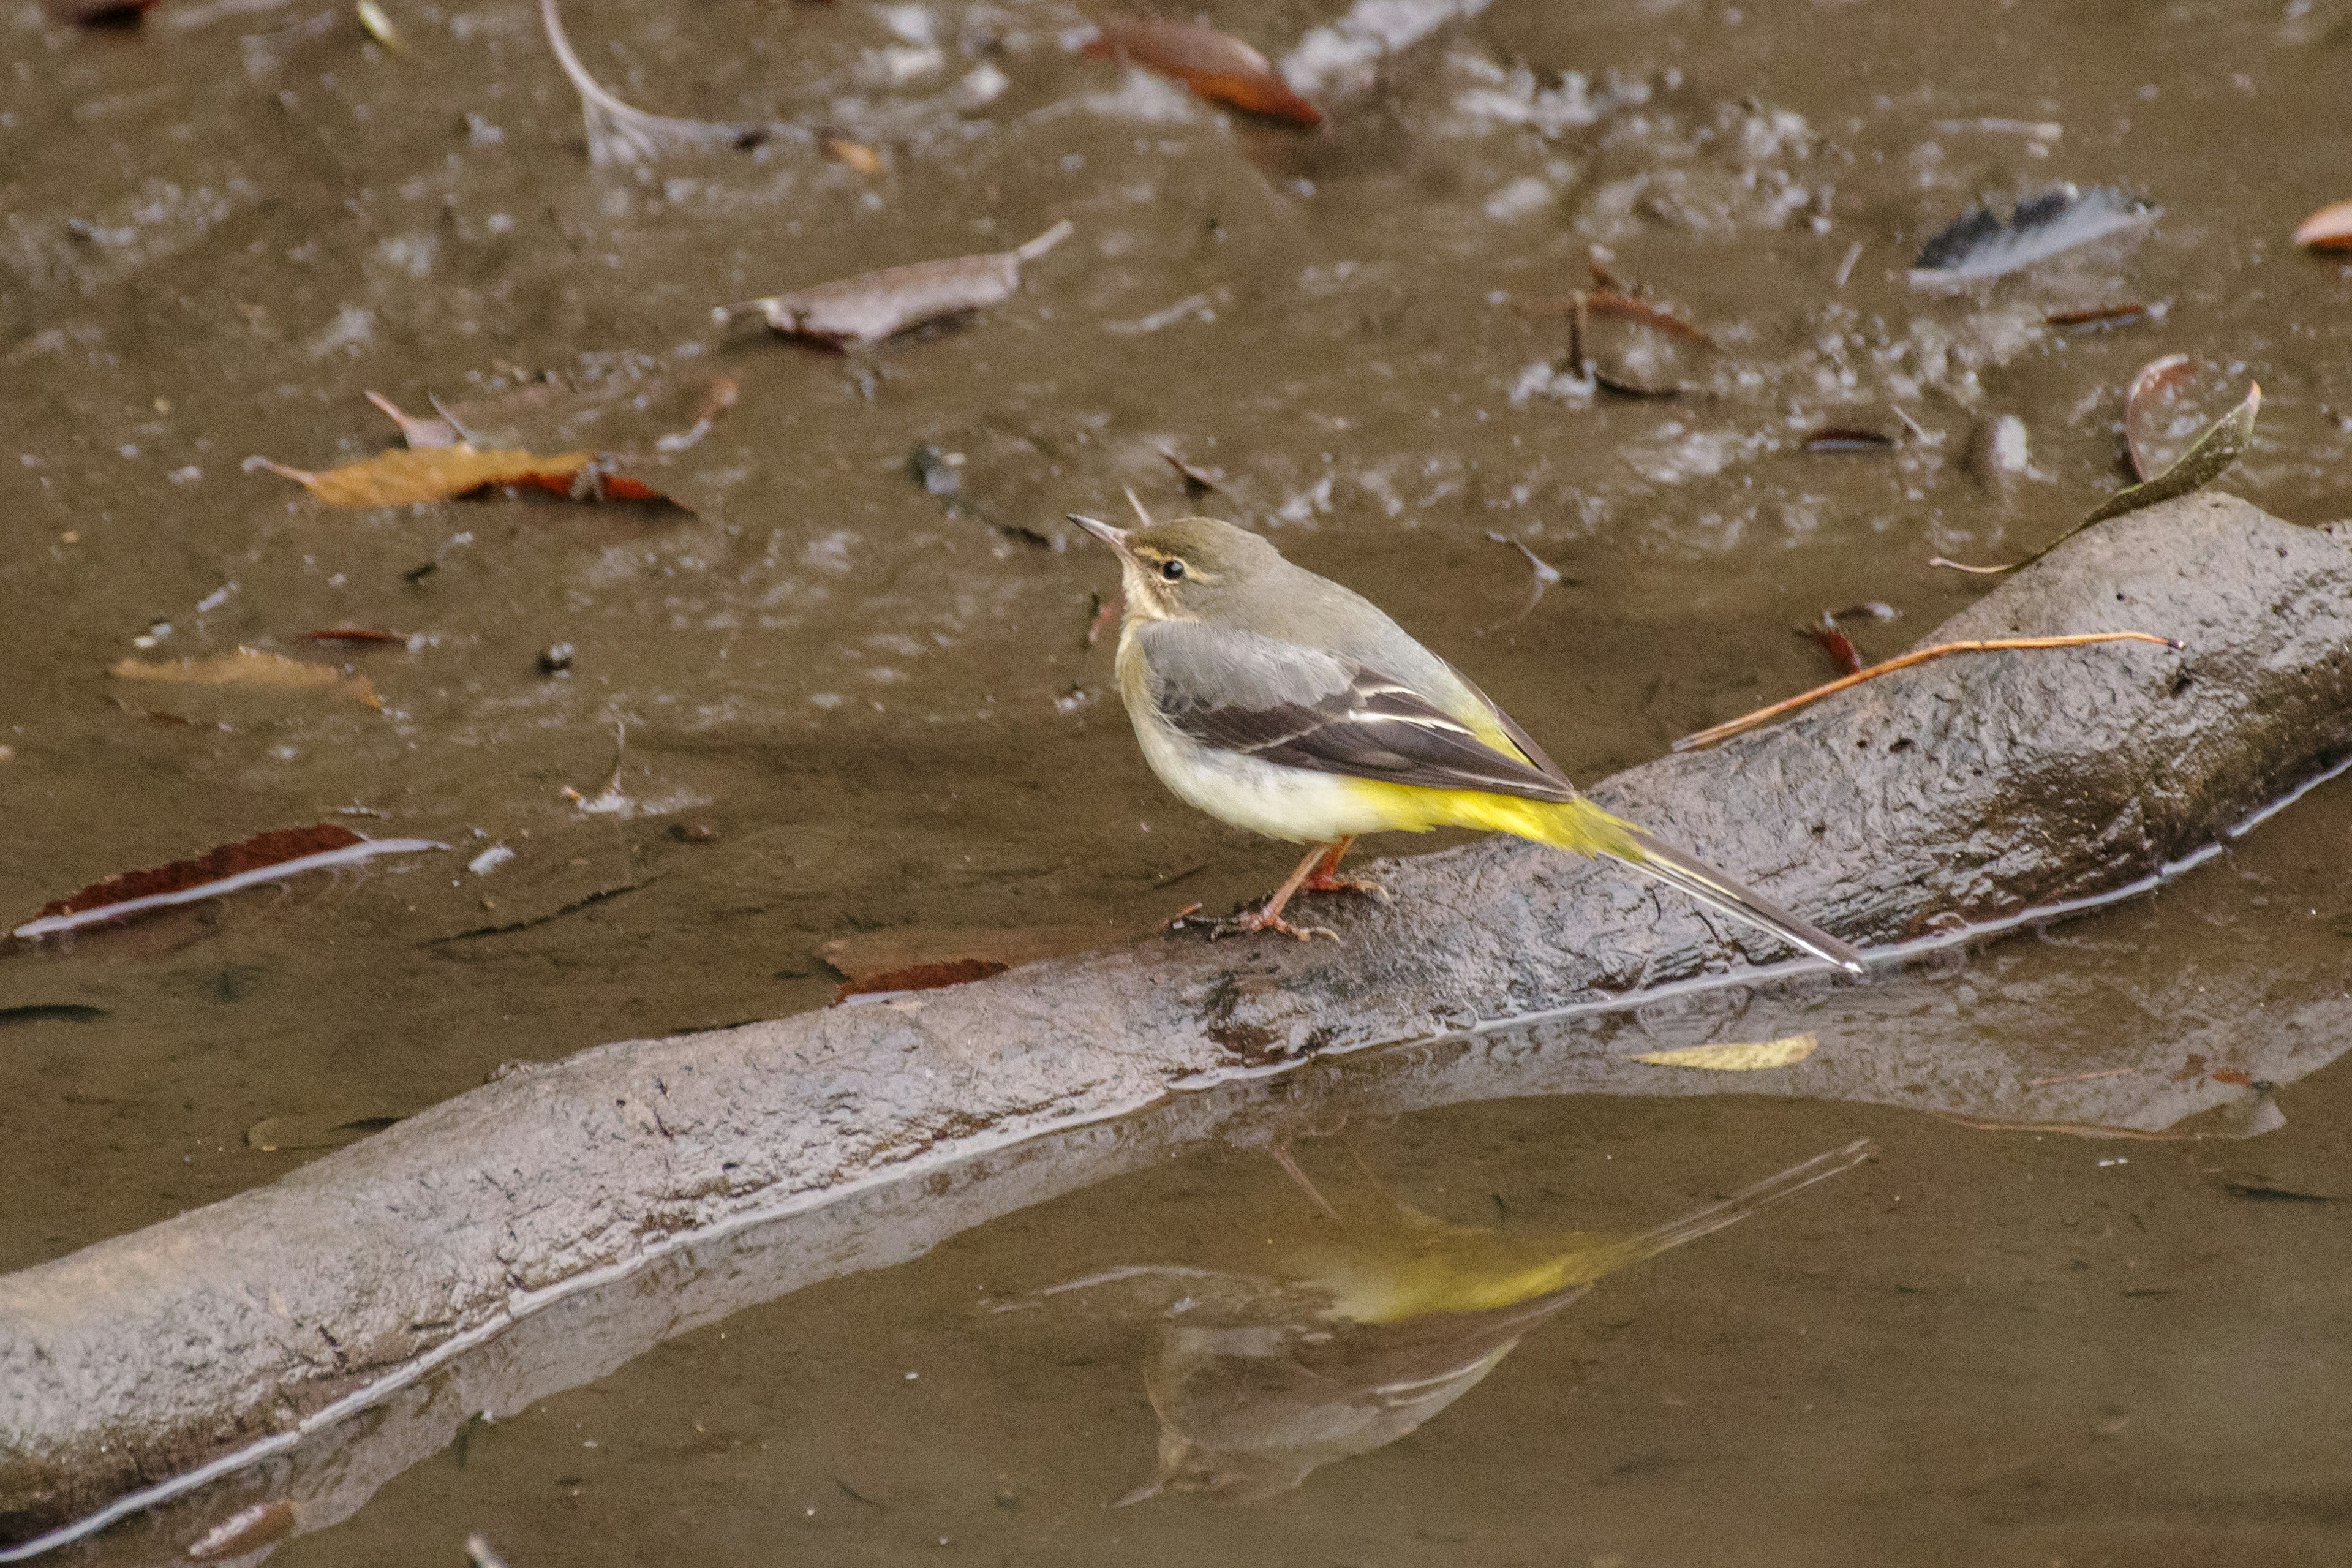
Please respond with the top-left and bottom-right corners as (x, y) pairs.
(1123, 486), (1155, 527)
(1928, 556), (2016, 575)
(1480, 531), (1569, 629)
(1268, 1143), (1341, 1221)
(1834, 240), (1863, 288)
(2027, 1066), (2135, 1087)
(1673, 632), (2183, 752)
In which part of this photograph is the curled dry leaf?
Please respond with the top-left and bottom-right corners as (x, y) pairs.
(1630, 1034), (1818, 1071)
(15, 824), (443, 940)
(186, 1501), (298, 1561)
(2123, 353), (2195, 481)
(1081, 18), (1323, 126)
(113, 647), (384, 709)
(2293, 200), (2352, 251)
(249, 447), (680, 508)
(541, 0), (805, 165)
(716, 219), (1073, 348)
(1568, 289), (1721, 396)
(1909, 184), (2157, 288)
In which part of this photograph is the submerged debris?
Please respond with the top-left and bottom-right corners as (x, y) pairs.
(1909, 184), (2157, 288)
(540, 0), (807, 166)
(1081, 18), (1323, 126)
(716, 221), (1073, 349)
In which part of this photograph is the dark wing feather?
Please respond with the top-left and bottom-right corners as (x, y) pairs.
(1139, 623), (1577, 802)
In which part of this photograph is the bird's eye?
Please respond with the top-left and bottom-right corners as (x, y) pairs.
(1160, 558), (1186, 582)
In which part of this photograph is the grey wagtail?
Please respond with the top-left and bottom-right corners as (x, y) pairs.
(1071, 512), (1866, 974)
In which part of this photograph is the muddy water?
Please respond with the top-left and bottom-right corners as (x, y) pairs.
(4, 0), (2351, 1556)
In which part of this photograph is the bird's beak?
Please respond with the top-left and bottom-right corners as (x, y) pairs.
(1069, 513), (1132, 558)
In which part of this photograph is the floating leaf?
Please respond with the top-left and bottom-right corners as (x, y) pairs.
(112, 647), (383, 709)
(15, 824), (443, 939)
(716, 221), (1072, 348)
(2081, 377), (2258, 527)
(1631, 1034), (1819, 1071)
(1080, 18), (1323, 126)
(2122, 353), (2196, 480)
(2293, 200), (2352, 252)
(249, 445), (680, 508)
(187, 1502), (297, 1561)
(540, 0), (805, 166)
(1909, 184), (2157, 288)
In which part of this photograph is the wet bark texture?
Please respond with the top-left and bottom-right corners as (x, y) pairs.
(5, 492), (2351, 1545)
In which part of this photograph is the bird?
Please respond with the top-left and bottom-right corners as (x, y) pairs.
(1070, 511), (1865, 974)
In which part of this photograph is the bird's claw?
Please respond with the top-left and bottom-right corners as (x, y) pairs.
(1168, 903), (1340, 942)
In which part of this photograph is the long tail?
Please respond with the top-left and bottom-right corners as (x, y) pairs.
(1538, 797), (1868, 976)
(1624, 1138), (1875, 1264)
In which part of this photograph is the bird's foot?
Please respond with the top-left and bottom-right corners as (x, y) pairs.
(1167, 902), (1339, 942)
(1299, 870), (1390, 902)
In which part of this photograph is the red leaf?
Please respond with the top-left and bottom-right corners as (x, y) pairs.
(1804, 620), (1863, 674)
(1082, 18), (1324, 126)
(17, 825), (443, 940)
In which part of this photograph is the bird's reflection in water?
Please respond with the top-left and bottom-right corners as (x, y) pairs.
(1008, 1137), (1873, 1503)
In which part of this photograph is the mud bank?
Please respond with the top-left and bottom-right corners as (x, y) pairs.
(5, 491), (2351, 1548)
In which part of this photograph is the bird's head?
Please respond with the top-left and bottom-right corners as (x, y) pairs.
(1070, 513), (1286, 624)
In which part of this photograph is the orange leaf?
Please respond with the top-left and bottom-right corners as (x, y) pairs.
(111, 646), (383, 709)
(2293, 200), (2352, 251)
(1082, 18), (1323, 126)
(249, 447), (681, 509)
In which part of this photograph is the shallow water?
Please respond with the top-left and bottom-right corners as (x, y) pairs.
(5, 0), (2351, 1558)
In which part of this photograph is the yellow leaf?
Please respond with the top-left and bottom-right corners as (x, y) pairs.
(1630, 1033), (1818, 1071)
(250, 447), (595, 506)
(111, 647), (382, 709)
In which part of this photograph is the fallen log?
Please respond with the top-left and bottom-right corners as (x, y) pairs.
(6, 492), (2351, 1551)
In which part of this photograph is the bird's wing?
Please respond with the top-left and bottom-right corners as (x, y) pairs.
(1136, 621), (1578, 802)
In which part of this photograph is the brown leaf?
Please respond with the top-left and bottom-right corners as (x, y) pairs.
(15, 824), (443, 939)
(1081, 18), (1323, 126)
(1159, 448), (1225, 495)
(823, 922), (1129, 1003)
(2211, 1069), (2255, 1087)
(2293, 200), (2352, 251)
(249, 447), (682, 508)
(716, 220), (1073, 348)
(187, 1502), (298, 1561)
(112, 647), (383, 709)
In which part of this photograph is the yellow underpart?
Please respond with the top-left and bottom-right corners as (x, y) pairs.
(1330, 779), (1648, 862)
